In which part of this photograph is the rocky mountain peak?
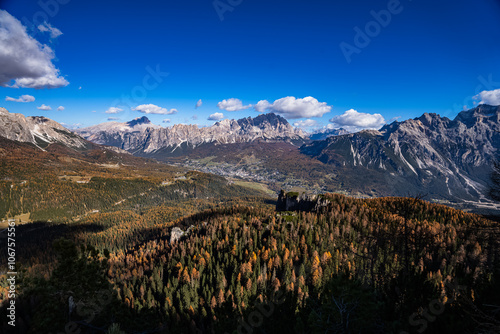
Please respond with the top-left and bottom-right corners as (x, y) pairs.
(127, 116), (151, 127)
(215, 119), (236, 127)
(454, 104), (500, 126)
(411, 113), (451, 131)
(237, 113), (289, 129)
(255, 113), (288, 127)
(0, 107), (88, 150)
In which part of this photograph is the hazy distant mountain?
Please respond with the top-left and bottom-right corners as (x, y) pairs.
(301, 104), (500, 202)
(76, 113), (307, 154)
(0, 107), (89, 150)
(309, 128), (350, 141)
(78, 116), (161, 136)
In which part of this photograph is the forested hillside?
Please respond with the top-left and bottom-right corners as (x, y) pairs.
(0, 135), (268, 222)
(2, 194), (499, 333)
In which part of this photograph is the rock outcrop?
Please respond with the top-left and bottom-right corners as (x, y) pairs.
(276, 190), (330, 212)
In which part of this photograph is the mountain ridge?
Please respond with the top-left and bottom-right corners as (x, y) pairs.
(301, 104), (500, 202)
(76, 112), (308, 153)
(0, 107), (90, 150)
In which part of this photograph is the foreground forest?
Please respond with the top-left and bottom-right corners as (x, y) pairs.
(1, 192), (500, 333)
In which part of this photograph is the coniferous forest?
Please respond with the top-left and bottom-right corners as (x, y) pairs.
(1, 181), (500, 333)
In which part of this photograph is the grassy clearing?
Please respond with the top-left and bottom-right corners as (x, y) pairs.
(232, 180), (275, 196)
(197, 156), (217, 165)
(58, 175), (91, 183)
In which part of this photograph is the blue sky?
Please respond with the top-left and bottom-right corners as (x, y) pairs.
(1, 0), (500, 131)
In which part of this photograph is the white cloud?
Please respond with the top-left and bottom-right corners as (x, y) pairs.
(132, 104), (177, 115)
(208, 112), (224, 121)
(217, 98), (252, 112)
(0, 10), (68, 88)
(254, 100), (271, 113)
(5, 94), (35, 102)
(293, 119), (319, 129)
(195, 99), (202, 108)
(107, 117), (120, 121)
(78, 86), (82, 90)
(37, 22), (63, 39)
(254, 96), (331, 119)
(37, 104), (51, 111)
(474, 89), (500, 106)
(57, 106), (64, 111)
(192, 115), (198, 120)
(105, 107), (123, 114)
(91, 110), (97, 113)
(329, 109), (386, 131)
(163, 119), (171, 123)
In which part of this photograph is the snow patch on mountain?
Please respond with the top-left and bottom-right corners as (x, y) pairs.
(0, 108), (88, 150)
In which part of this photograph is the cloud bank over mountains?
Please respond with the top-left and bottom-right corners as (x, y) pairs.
(329, 109), (386, 132)
(254, 96), (331, 119)
(475, 89), (500, 106)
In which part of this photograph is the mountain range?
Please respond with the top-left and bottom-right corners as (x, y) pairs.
(76, 113), (306, 154)
(301, 104), (500, 203)
(1, 105), (499, 212)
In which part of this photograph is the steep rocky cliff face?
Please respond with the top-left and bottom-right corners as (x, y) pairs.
(301, 104), (500, 201)
(276, 190), (331, 212)
(0, 107), (89, 150)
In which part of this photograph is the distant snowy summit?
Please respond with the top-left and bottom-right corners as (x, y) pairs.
(77, 115), (162, 136)
(309, 128), (350, 141)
